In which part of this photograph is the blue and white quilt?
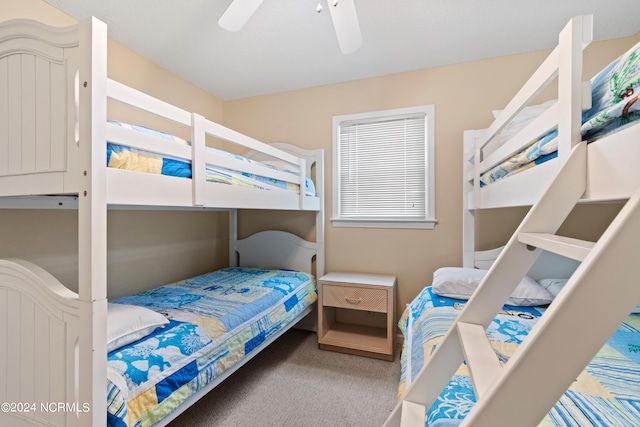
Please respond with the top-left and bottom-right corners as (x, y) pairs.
(106, 267), (316, 427)
(106, 121), (316, 196)
(398, 287), (640, 426)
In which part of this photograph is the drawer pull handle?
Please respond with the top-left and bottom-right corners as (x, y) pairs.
(345, 297), (362, 305)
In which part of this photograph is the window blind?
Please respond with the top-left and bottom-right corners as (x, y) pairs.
(337, 112), (428, 220)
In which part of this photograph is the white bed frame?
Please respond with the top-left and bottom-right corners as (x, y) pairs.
(0, 16), (325, 427)
(387, 15), (640, 426)
(462, 14), (640, 215)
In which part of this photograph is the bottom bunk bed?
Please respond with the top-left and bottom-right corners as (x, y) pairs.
(397, 265), (640, 426)
(0, 230), (320, 427)
(106, 267), (316, 427)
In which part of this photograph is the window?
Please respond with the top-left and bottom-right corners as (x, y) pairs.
(332, 105), (436, 229)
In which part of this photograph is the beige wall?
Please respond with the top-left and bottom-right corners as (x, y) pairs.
(0, 0), (228, 298)
(223, 34), (638, 318)
(1, 0), (637, 314)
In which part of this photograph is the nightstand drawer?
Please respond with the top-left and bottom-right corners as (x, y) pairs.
(322, 284), (388, 313)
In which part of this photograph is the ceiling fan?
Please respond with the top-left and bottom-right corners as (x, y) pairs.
(218, 0), (363, 54)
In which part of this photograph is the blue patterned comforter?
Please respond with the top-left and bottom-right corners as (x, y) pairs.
(480, 39), (640, 187)
(106, 121), (316, 196)
(398, 287), (640, 426)
(106, 267), (316, 427)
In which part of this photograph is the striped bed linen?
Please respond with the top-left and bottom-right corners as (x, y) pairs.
(398, 287), (640, 426)
(106, 267), (317, 427)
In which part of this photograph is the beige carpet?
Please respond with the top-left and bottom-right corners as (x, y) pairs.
(170, 329), (401, 426)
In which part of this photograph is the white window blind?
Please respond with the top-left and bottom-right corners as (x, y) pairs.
(332, 105), (435, 229)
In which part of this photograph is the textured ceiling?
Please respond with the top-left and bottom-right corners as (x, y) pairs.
(44, 0), (640, 101)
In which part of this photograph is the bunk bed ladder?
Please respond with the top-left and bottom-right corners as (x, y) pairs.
(386, 140), (640, 426)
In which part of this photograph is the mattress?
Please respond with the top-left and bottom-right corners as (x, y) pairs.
(480, 39), (640, 187)
(106, 267), (317, 427)
(398, 287), (640, 426)
(106, 121), (316, 196)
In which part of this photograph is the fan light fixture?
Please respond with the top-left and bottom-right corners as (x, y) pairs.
(317, 0), (339, 12)
(218, 0), (363, 54)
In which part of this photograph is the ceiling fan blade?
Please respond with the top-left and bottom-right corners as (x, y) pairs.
(327, 0), (363, 54)
(218, 0), (265, 32)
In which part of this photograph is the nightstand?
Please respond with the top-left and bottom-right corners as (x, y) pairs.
(317, 272), (396, 361)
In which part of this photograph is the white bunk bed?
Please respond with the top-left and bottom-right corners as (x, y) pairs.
(0, 16), (324, 427)
(387, 15), (640, 426)
(462, 14), (640, 214)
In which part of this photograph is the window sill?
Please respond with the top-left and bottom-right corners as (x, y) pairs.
(330, 218), (437, 230)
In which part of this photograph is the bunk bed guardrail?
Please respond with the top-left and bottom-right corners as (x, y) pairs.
(464, 14), (592, 210)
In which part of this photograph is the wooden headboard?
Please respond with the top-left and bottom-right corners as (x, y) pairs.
(0, 19), (79, 182)
(232, 230), (318, 276)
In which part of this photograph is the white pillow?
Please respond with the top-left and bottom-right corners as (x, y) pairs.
(538, 278), (640, 314)
(489, 100), (556, 149)
(432, 267), (554, 306)
(107, 303), (169, 352)
(537, 278), (568, 298)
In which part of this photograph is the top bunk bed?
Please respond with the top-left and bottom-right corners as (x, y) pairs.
(0, 17), (323, 212)
(463, 14), (640, 210)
